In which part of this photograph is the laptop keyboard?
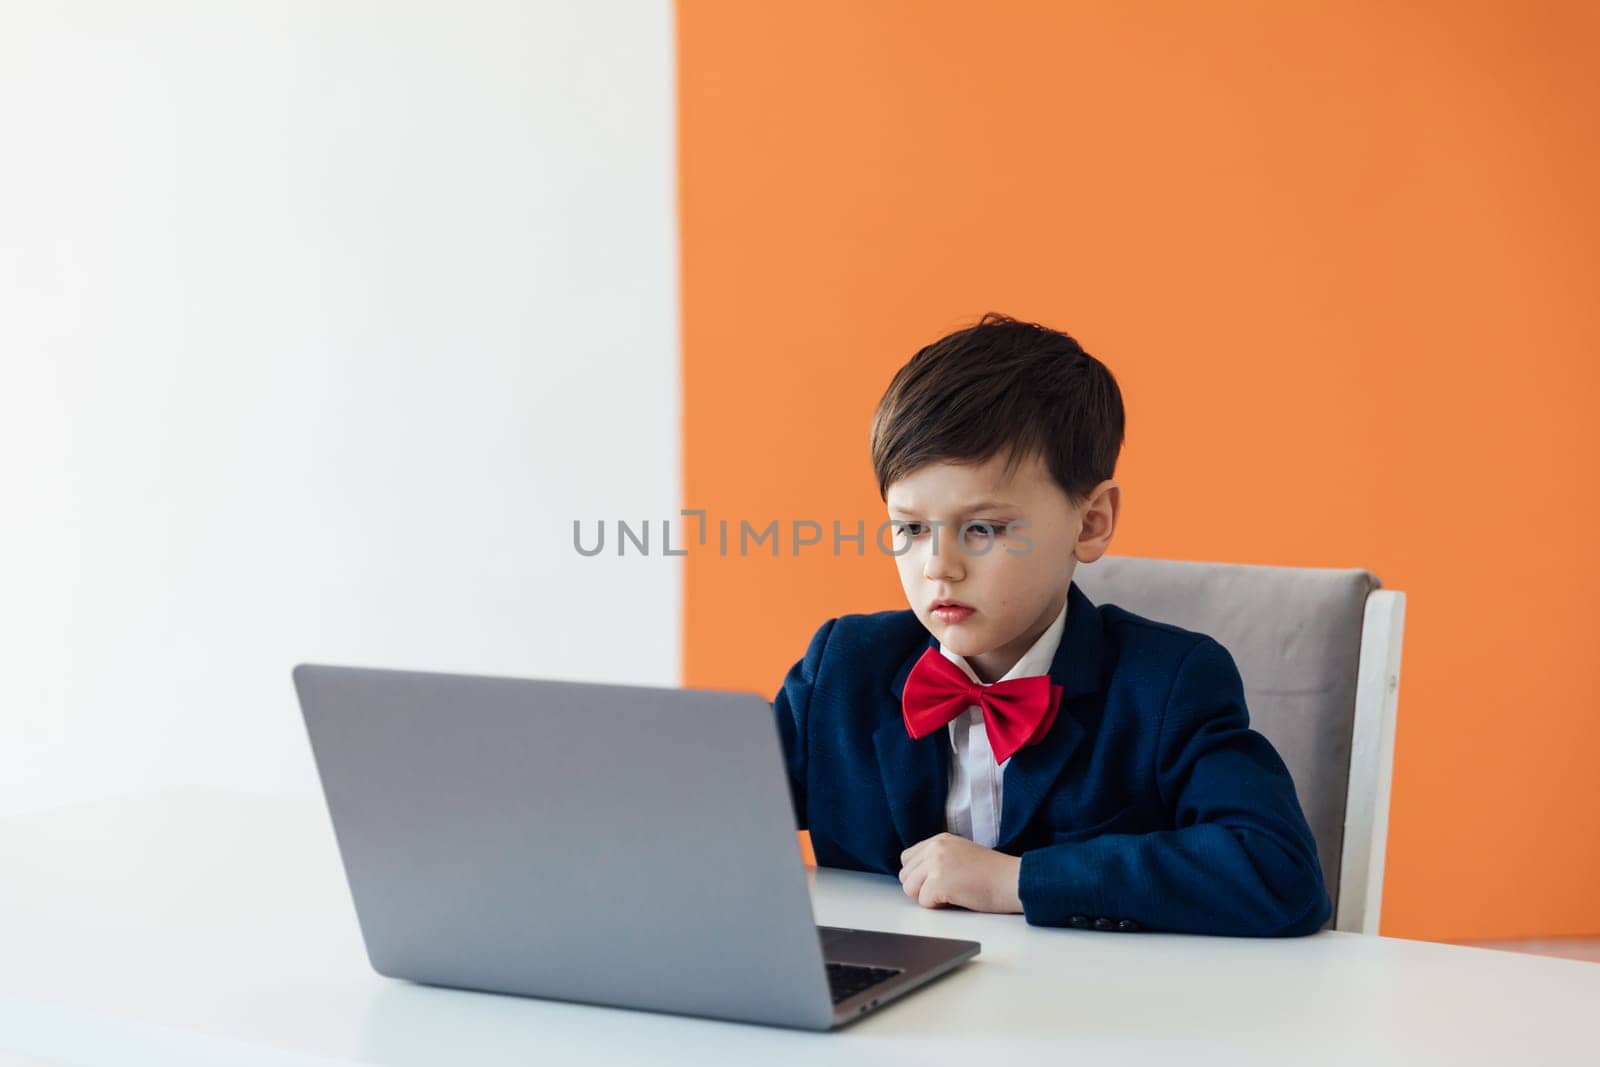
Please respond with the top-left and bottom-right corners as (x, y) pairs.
(826, 961), (903, 1004)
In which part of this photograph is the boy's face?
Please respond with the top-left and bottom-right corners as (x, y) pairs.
(885, 449), (1119, 684)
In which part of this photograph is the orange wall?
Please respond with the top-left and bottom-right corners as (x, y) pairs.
(677, 0), (1600, 941)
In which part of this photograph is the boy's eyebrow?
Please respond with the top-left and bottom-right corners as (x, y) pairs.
(888, 499), (1016, 515)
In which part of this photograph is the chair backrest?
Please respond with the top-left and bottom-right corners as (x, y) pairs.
(1071, 554), (1383, 928)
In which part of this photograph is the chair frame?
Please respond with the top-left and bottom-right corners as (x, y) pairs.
(1335, 589), (1407, 934)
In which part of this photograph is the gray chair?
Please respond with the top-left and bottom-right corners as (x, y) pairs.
(1071, 554), (1405, 933)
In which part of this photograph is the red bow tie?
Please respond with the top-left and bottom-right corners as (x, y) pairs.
(901, 647), (1065, 765)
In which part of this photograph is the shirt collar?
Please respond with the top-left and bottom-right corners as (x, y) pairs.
(938, 593), (1071, 686)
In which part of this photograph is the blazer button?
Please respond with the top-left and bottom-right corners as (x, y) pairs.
(1117, 919), (1141, 933)
(1068, 915), (1089, 928)
(1092, 917), (1115, 931)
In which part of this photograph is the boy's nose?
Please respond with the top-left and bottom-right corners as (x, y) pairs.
(924, 541), (964, 582)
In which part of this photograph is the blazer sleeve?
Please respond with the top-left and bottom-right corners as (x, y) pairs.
(1016, 636), (1333, 937)
(771, 617), (837, 833)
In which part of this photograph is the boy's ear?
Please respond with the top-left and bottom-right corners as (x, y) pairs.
(1073, 479), (1120, 562)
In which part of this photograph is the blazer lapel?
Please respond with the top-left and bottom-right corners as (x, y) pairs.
(996, 581), (1104, 851)
(874, 631), (947, 851)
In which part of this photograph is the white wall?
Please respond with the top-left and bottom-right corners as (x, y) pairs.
(0, 1), (681, 814)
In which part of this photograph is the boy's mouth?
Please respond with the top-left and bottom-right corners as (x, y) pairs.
(931, 600), (976, 623)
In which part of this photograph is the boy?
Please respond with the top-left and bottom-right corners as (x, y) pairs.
(771, 313), (1330, 937)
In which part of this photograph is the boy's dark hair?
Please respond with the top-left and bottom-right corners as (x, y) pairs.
(869, 312), (1125, 509)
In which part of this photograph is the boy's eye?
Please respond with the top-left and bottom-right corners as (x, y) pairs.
(892, 520), (1008, 539)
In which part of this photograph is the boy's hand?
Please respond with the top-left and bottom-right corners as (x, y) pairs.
(898, 832), (1023, 914)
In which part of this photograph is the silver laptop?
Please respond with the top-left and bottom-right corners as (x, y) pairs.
(292, 663), (980, 1031)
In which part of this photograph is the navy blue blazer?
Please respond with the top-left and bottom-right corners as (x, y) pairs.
(771, 579), (1332, 937)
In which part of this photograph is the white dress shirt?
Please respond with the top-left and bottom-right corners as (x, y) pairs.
(942, 595), (1070, 849)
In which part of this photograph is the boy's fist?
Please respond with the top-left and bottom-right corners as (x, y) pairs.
(898, 832), (1023, 914)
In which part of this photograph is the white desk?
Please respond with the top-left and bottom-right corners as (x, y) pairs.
(1, 789), (1596, 1066)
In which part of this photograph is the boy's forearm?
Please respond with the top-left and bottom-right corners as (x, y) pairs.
(1016, 827), (1329, 936)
